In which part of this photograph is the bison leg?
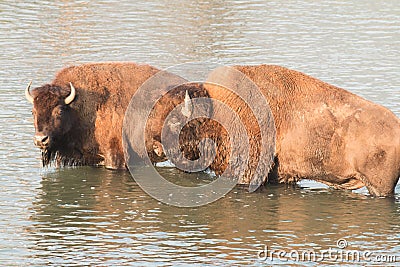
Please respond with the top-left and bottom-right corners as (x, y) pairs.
(327, 175), (366, 191)
(103, 137), (125, 169)
(104, 152), (125, 169)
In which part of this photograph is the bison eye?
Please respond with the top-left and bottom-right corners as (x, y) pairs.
(53, 106), (64, 118)
(56, 109), (63, 117)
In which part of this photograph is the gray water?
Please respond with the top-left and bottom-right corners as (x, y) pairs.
(1, 0), (399, 266)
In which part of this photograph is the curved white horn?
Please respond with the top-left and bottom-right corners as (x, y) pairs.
(25, 81), (34, 104)
(181, 90), (192, 118)
(65, 82), (76, 105)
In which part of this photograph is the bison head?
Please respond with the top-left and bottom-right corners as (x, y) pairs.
(25, 82), (79, 166)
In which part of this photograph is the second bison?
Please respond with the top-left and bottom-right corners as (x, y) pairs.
(150, 65), (400, 197)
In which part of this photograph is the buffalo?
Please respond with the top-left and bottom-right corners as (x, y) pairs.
(144, 65), (400, 196)
(238, 65), (400, 196)
(173, 65), (400, 196)
(25, 63), (158, 168)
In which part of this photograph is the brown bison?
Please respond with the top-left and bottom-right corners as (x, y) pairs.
(174, 65), (400, 196)
(146, 65), (400, 196)
(25, 63), (158, 168)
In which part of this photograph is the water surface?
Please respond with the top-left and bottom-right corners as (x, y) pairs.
(0, 0), (399, 265)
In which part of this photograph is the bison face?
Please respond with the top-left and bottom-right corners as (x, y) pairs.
(26, 82), (77, 165)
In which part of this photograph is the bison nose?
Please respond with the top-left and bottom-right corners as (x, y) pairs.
(34, 135), (49, 148)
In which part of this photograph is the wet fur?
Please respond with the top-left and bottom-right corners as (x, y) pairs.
(29, 63), (400, 196)
(209, 65), (400, 196)
(31, 62), (159, 169)
(164, 65), (400, 196)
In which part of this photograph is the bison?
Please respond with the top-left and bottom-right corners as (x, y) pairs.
(25, 63), (158, 168)
(173, 65), (400, 197)
(136, 64), (400, 197)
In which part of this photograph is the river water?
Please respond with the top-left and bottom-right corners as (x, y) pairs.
(1, 0), (399, 266)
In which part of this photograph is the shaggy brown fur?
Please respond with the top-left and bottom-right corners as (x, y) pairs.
(144, 83), (213, 164)
(28, 62), (213, 170)
(199, 65), (400, 196)
(168, 81), (276, 189)
(28, 63), (400, 196)
(29, 62), (159, 168)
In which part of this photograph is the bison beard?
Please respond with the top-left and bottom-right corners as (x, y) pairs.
(41, 150), (75, 167)
(40, 142), (97, 167)
(41, 149), (51, 167)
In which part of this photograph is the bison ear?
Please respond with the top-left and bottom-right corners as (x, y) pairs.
(25, 81), (34, 104)
(153, 140), (165, 157)
(65, 82), (76, 105)
(181, 90), (193, 118)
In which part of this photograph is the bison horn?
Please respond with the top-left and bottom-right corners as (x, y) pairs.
(65, 82), (76, 105)
(25, 81), (34, 104)
(181, 90), (192, 118)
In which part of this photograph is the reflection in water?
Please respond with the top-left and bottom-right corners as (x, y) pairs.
(28, 168), (400, 265)
(1, 0), (399, 265)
